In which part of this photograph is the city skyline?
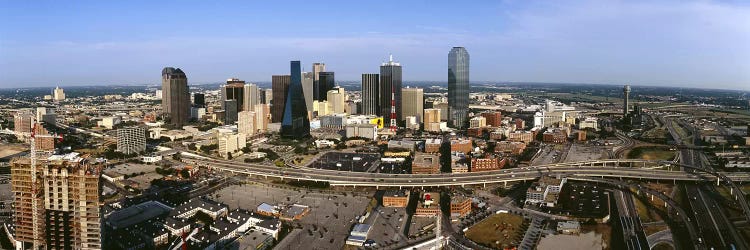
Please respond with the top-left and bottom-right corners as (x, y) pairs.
(1, 1), (748, 90)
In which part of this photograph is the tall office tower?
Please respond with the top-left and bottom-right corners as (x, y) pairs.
(312, 63), (326, 101)
(424, 108), (442, 132)
(271, 75), (291, 123)
(223, 78), (246, 112)
(193, 93), (205, 108)
(238, 110), (256, 136)
(53, 86), (65, 101)
(326, 87), (347, 114)
(317, 72), (335, 101)
(302, 72), (315, 115)
(379, 55), (403, 123)
(361, 73), (380, 115)
(281, 61), (310, 138)
(448, 47), (470, 129)
(401, 87), (424, 123)
(254, 104), (271, 132)
(161, 67), (190, 126)
(623, 84), (631, 116)
(116, 126), (146, 155)
(224, 99), (238, 125)
(243, 83), (259, 111)
(11, 154), (102, 249)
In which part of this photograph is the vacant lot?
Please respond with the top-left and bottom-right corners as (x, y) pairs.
(627, 146), (675, 161)
(464, 213), (525, 249)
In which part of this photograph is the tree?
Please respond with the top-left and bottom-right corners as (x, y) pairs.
(180, 169), (191, 179)
(227, 152), (233, 160)
(439, 140), (452, 173)
(187, 143), (197, 151)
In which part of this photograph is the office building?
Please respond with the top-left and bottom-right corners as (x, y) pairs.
(14, 111), (33, 134)
(317, 72), (335, 101)
(11, 154), (102, 249)
(312, 63), (326, 100)
(345, 124), (378, 140)
(361, 73), (380, 115)
(271, 75), (291, 123)
(116, 126), (146, 155)
(469, 116), (486, 128)
(327, 87), (346, 114)
(382, 190), (410, 207)
(450, 138), (472, 154)
(223, 78), (245, 112)
(253, 104), (271, 133)
(302, 72), (315, 115)
(224, 99), (238, 125)
(238, 111), (256, 136)
(424, 108), (442, 132)
(193, 93), (205, 108)
(53, 86), (65, 101)
(218, 133), (246, 158)
(401, 87), (423, 123)
(412, 153), (440, 174)
(243, 83), (260, 111)
(379, 55), (403, 123)
(261, 88), (273, 105)
(161, 67), (190, 126)
(280, 61), (310, 138)
(448, 47), (470, 128)
(481, 112), (502, 127)
(623, 85), (631, 116)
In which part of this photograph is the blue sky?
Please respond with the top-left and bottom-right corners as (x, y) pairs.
(1, 0), (748, 90)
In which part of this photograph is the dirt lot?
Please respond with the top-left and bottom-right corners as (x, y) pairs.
(464, 213), (525, 249)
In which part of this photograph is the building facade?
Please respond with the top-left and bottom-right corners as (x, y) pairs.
(379, 55), (403, 123)
(117, 126), (146, 155)
(280, 61), (311, 138)
(401, 87), (424, 123)
(161, 67), (190, 126)
(361, 73), (380, 116)
(271, 75), (291, 123)
(448, 47), (470, 128)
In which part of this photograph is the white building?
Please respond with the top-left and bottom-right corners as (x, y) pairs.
(117, 126), (146, 155)
(346, 124), (378, 140)
(191, 107), (206, 120)
(53, 86), (65, 101)
(218, 133), (246, 158)
(98, 116), (122, 129)
(238, 111), (256, 136)
(243, 83), (260, 111)
(469, 116), (487, 128)
(578, 117), (599, 131)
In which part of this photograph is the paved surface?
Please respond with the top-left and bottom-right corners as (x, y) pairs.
(612, 189), (648, 250)
(647, 229), (673, 249)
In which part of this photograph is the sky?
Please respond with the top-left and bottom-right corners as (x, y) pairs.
(0, 0), (749, 90)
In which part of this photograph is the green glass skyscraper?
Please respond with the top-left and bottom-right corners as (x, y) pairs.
(448, 47), (469, 128)
(281, 61), (310, 138)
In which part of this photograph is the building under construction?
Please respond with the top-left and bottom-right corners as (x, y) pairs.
(10, 153), (102, 249)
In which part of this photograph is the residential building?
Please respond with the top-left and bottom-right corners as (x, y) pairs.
(162, 67), (190, 126)
(117, 126), (146, 155)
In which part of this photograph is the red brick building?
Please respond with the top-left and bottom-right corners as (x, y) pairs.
(470, 157), (507, 172)
(450, 139), (473, 154)
(481, 112), (503, 127)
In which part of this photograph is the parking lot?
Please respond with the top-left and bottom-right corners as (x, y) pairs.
(367, 206), (409, 247)
(212, 182), (373, 250)
(549, 183), (608, 218)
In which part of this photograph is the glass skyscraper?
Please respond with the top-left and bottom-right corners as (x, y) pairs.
(379, 55), (402, 122)
(448, 47), (470, 128)
(281, 61), (310, 138)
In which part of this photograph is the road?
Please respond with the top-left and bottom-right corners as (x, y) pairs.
(613, 189), (648, 250)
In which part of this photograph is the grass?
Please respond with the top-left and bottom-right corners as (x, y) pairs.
(464, 213), (525, 249)
(627, 146), (676, 161)
(632, 194), (661, 223)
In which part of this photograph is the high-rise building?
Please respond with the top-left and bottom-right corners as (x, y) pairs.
(271, 75), (291, 123)
(361, 73), (380, 116)
(161, 67), (190, 126)
(401, 87), (424, 123)
(11, 154), (102, 249)
(623, 85), (631, 116)
(193, 93), (205, 108)
(117, 126), (146, 155)
(53, 86), (65, 101)
(223, 78), (245, 112)
(261, 88), (273, 104)
(481, 112), (502, 127)
(312, 63), (326, 101)
(302, 72), (315, 115)
(14, 111), (33, 134)
(317, 72), (335, 101)
(280, 61), (310, 138)
(424, 108), (442, 132)
(224, 99), (238, 125)
(448, 47), (470, 128)
(379, 55), (403, 123)
(243, 83), (260, 111)
(254, 104), (271, 132)
(327, 87), (347, 114)
(238, 111), (256, 136)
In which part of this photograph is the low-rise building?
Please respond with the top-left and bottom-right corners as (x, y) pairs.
(346, 124), (378, 140)
(508, 131), (534, 143)
(526, 177), (567, 208)
(424, 138), (442, 153)
(557, 221), (581, 235)
(450, 195), (472, 218)
(495, 141), (526, 155)
(450, 138), (472, 154)
(382, 190), (410, 207)
(470, 157), (507, 172)
(469, 116), (487, 128)
(415, 192), (441, 217)
(412, 153), (440, 174)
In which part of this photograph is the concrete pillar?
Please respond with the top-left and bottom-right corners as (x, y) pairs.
(731, 188), (734, 195)
(483, 183), (486, 188)
(651, 194), (654, 201)
(504, 181), (507, 188)
(665, 201), (667, 208)
(717, 178), (720, 186)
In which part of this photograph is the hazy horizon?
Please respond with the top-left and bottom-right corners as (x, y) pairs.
(1, 1), (748, 90)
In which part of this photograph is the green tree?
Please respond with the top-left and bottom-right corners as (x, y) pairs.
(180, 168), (191, 179)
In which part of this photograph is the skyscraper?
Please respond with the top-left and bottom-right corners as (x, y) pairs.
(361, 73), (380, 116)
(318, 72), (335, 101)
(623, 84), (631, 116)
(271, 75), (291, 123)
(302, 72), (315, 115)
(243, 83), (259, 111)
(238, 110), (256, 136)
(193, 93), (205, 108)
(312, 63), (326, 101)
(379, 55), (403, 123)
(224, 99), (238, 125)
(401, 87), (424, 123)
(223, 78), (245, 112)
(448, 47), (470, 128)
(326, 87), (347, 114)
(53, 86), (65, 101)
(161, 67), (190, 126)
(281, 61), (310, 138)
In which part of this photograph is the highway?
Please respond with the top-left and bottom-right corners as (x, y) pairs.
(613, 189), (648, 250)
